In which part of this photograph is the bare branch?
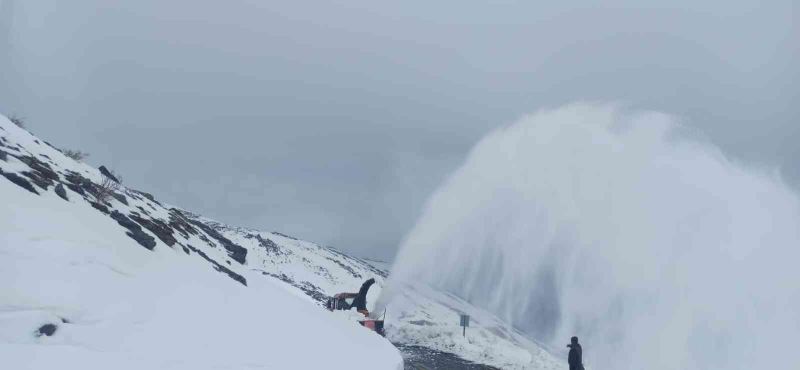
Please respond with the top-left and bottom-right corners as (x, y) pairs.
(94, 175), (121, 203)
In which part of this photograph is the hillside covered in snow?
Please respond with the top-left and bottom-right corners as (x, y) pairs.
(0, 115), (563, 369)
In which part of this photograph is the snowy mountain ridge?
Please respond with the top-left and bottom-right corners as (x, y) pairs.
(0, 115), (563, 369)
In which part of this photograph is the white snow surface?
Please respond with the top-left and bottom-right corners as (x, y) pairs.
(0, 115), (563, 369)
(0, 117), (401, 370)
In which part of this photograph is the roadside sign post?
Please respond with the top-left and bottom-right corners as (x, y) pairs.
(460, 313), (470, 338)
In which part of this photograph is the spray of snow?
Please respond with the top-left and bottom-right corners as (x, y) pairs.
(383, 103), (800, 370)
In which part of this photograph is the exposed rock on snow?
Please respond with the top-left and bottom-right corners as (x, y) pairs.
(109, 210), (157, 250)
(36, 324), (57, 337)
(98, 165), (119, 183)
(184, 243), (248, 286)
(187, 218), (248, 264)
(1, 170), (38, 194)
(129, 213), (176, 246)
(54, 183), (68, 200)
(111, 191), (128, 205)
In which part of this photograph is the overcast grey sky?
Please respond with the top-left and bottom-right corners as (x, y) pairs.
(1, 0), (797, 259)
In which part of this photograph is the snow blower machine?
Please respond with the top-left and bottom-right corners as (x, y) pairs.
(326, 278), (385, 336)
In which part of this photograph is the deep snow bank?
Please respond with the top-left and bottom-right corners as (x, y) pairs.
(0, 116), (402, 370)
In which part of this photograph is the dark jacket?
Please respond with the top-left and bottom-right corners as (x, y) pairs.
(568, 343), (583, 370)
(351, 278), (375, 311)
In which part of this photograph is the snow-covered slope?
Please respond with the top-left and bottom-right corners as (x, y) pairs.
(0, 115), (563, 369)
(188, 215), (564, 369)
(0, 117), (401, 370)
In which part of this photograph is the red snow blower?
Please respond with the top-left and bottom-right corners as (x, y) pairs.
(326, 278), (385, 336)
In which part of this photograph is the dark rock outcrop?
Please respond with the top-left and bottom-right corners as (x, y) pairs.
(259, 271), (327, 303)
(98, 165), (119, 183)
(109, 210), (156, 250)
(1, 170), (39, 194)
(329, 247), (388, 278)
(90, 202), (110, 214)
(168, 209), (199, 239)
(55, 183), (68, 201)
(272, 231), (298, 240)
(63, 171), (91, 196)
(183, 244), (247, 286)
(133, 190), (162, 206)
(324, 255), (362, 279)
(188, 219), (247, 265)
(111, 192), (128, 205)
(129, 213), (177, 247)
(16, 155), (59, 190)
(245, 234), (287, 256)
(36, 323), (57, 337)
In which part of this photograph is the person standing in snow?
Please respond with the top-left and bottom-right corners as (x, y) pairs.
(350, 278), (375, 316)
(567, 336), (584, 370)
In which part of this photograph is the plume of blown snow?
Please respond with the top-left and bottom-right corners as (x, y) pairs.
(383, 103), (800, 370)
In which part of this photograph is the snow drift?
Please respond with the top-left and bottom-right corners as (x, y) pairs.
(387, 103), (800, 370)
(0, 116), (402, 370)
